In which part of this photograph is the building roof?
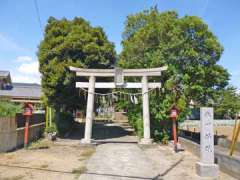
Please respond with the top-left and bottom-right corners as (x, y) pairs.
(0, 82), (41, 99)
(0, 71), (10, 77)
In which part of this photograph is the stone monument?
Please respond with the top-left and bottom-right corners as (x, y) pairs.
(196, 107), (219, 177)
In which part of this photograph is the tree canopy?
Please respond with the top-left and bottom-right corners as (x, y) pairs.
(214, 86), (240, 119)
(37, 10), (235, 141)
(119, 9), (229, 106)
(38, 17), (116, 111)
(118, 8), (230, 141)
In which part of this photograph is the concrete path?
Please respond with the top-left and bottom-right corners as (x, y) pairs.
(79, 142), (159, 180)
(78, 122), (236, 180)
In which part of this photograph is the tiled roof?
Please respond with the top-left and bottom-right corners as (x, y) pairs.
(0, 83), (41, 99)
(0, 71), (10, 77)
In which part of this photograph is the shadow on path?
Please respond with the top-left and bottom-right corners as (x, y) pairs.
(63, 121), (134, 142)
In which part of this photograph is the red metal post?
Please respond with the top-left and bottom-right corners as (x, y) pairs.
(170, 105), (179, 152)
(24, 116), (30, 148)
(172, 118), (177, 152)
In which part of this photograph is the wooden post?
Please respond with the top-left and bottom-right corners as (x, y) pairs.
(45, 106), (49, 129)
(81, 76), (95, 144)
(140, 76), (152, 144)
(24, 116), (30, 148)
(229, 121), (240, 156)
(49, 107), (52, 127)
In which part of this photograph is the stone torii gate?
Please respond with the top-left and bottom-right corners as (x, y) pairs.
(70, 66), (167, 144)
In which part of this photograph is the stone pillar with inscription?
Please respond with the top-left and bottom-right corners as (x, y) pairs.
(196, 107), (219, 177)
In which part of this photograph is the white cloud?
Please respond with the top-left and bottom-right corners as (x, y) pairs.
(18, 61), (39, 75)
(12, 74), (41, 84)
(11, 56), (41, 84)
(15, 56), (33, 63)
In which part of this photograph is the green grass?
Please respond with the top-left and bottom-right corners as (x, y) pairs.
(74, 147), (95, 179)
(27, 139), (52, 150)
(72, 166), (87, 174)
(72, 166), (87, 179)
(80, 148), (95, 158)
(39, 164), (49, 168)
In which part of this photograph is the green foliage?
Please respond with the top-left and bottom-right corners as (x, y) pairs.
(0, 100), (21, 118)
(214, 86), (240, 119)
(38, 17), (116, 111)
(56, 112), (74, 136)
(45, 124), (57, 133)
(118, 8), (229, 141)
(127, 103), (143, 137)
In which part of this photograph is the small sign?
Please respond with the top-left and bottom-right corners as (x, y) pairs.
(23, 103), (33, 116)
(170, 105), (179, 120)
(115, 68), (124, 87)
(170, 110), (177, 119)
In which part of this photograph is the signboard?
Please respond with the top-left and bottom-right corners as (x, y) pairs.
(114, 68), (124, 87)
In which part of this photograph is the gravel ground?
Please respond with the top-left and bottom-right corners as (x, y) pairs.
(0, 122), (237, 180)
(0, 139), (95, 180)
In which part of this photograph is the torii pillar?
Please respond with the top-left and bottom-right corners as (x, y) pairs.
(69, 66), (167, 145)
(81, 76), (95, 144)
(140, 76), (153, 144)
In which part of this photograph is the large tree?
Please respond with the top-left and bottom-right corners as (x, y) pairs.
(38, 17), (116, 112)
(118, 8), (230, 140)
(214, 86), (240, 119)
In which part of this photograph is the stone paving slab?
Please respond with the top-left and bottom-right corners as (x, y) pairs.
(79, 143), (159, 180)
(79, 142), (237, 180)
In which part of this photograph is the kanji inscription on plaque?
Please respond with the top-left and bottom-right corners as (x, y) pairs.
(115, 68), (124, 87)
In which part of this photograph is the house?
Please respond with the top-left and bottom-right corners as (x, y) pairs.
(0, 70), (41, 104)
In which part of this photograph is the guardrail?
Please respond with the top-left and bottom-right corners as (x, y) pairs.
(179, 119), (240, 129)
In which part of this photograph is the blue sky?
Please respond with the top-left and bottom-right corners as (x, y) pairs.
(0, 0), (239, 89)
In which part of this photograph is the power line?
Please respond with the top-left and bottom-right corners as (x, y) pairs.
(34, 0), (43, 34)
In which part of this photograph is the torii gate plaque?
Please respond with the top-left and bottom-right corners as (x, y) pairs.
(70, 66), (167, 144)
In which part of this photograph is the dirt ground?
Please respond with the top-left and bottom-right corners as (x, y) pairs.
(0, 139), (95, 180)
(0, 122), (237, 180)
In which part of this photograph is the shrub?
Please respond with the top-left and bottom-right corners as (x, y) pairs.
(0, 100), (21, 118)
(45, 124), (57, 133)
(56, 112), (74, 136)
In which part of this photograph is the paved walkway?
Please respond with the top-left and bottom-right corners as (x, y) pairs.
(80, 143), (158, 180)
(78, 122), (236, 180)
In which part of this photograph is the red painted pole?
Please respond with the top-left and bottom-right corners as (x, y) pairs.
(24, 116), (30, 148)
(172, 118), (177, 152)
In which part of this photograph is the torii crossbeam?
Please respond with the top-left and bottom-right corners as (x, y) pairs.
(70, 66), (167, 144)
